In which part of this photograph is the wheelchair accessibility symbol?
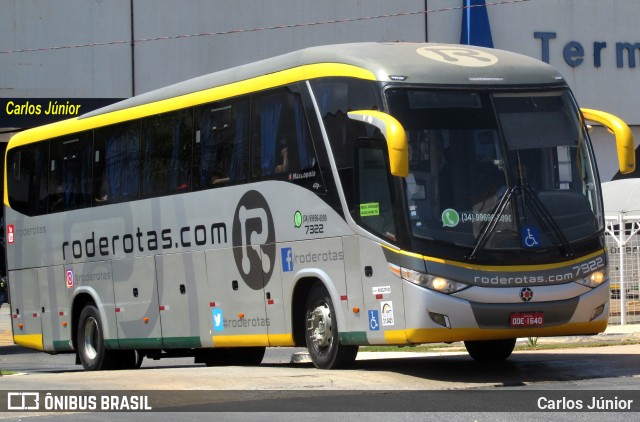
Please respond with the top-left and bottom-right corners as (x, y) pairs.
(368, 310), (380, 331)
(521, 226), (541, 248)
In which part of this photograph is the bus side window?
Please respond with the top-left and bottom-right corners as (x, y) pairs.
(193, 97), (249, 189)
(141, 109), (192, 197)
(252, 90), (286, 179)
(94, 122), (141, 204)
(194, 100), (238, 189)
(310, 78), (382, 215)
(356, 143), (397, 241)
(7, 144), (48, 216)
(48, 133), (93, 213)
(251, 86), (318, 181)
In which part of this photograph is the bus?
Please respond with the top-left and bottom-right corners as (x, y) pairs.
(4, 42), (635, 370)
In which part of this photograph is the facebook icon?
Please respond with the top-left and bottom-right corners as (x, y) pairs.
(281, 247), (294, 272)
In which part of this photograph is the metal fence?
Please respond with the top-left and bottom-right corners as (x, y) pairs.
(605, 217), (640, 325)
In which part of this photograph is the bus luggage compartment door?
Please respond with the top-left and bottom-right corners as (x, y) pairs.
(8, 268), (44, 351)
(38, 265), (72, 352)
(205, 247), (270, 347)
(155, 252), (209, 348)
(112, 256), (162, 349)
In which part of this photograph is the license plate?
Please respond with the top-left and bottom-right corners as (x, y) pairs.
(509, 312), (544, 327)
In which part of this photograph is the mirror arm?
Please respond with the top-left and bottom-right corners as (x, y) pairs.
(581, 108), (635, 174)
(347, 110), (409, 177)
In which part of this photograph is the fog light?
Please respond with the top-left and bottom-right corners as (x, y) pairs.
(590, 303), (606, 321)
(429, 311), (451, 328)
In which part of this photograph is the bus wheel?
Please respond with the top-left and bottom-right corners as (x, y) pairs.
(304, 284), (358, 369)
(77, 304), (113, 371)
(112, 350), (143, 369)
(464, 339), (516, 361)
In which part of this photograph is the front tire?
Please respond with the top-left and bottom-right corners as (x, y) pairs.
(77, 304), (114, 371)
(464, 338), (516, 361)
(304, 284), (358, 369)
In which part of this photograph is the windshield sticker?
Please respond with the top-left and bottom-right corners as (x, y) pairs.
(360, 202), (380, 217)
(461, 212), (512, 224)
(521, 226), (541, 248)
(441, 209), (460, 227)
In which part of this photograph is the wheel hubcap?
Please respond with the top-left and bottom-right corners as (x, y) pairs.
(308, 303), (332, 348)
(83, 316), (99, 360)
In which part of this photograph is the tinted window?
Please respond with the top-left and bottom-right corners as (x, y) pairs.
(94, 121), (141, 204)
(193, 97), (249, 189)
(141, 110), (192, 197)
(49, 133), (93, 212)
(251, 86), (317, 180)
(310, 78), (383, 214)
(7, 143), (48, 216)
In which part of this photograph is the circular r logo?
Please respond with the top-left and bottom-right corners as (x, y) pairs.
(417, 46), (498, 67)
(232, 190), (276, 290)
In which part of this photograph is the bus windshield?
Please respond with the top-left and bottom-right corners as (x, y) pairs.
(386, 88), (603, 254)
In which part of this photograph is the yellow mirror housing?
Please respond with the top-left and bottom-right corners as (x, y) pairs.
(581, 108), (636, 174)
(347, 110), (409, 177)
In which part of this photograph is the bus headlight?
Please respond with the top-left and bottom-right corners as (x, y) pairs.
(575, 269), (608, 288)
(399, 268), (468, 294)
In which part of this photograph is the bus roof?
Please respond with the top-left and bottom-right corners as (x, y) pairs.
(7, 43), (567, 149)
(85, 42), (565, 119)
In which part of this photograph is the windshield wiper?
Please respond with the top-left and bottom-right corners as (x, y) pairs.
(521, 184), (574, 258)
(466, 184), (575, 260)
(465, 186), (515, 261)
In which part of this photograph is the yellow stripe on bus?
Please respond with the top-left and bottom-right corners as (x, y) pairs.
(383, 320), (607, 345)
(382, 244), (605, 273)
(13, 333), (44, 351)
(212, 333), (295, 348)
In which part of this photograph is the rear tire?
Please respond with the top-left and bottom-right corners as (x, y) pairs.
(304, 284), (358, 369)
(464, 338), (516, 361)
(111, 349), (143, 369)
(77, 304), (114, 371)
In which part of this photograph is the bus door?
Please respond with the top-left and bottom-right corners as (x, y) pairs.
(205, 247), (270, 347)
(355, 142), (407, 344)
(155, 251), (210, 349)
(112, 256), (162, 349)
(10, 266), (75, 353)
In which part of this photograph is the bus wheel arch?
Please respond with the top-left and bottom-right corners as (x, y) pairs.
(71, 293), (98, 353)
(72, 293), (118, 371)
(291, 277), (319, 347)
(302, 282), (358, 369)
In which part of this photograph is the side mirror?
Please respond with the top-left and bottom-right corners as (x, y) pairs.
(347, 110), (408, 177)
(581, 108), (636, 174)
